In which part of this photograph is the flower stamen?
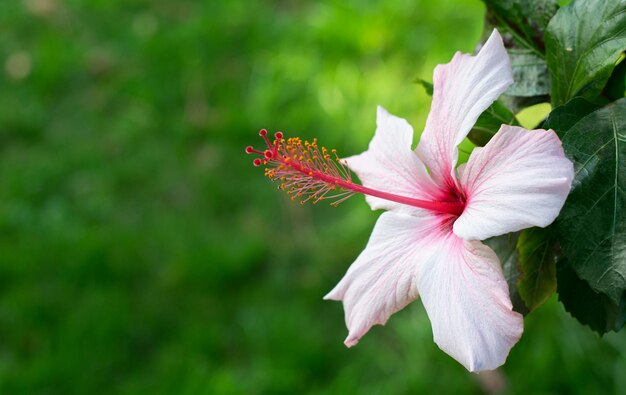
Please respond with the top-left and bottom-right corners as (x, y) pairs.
(246, 130), (465, 215)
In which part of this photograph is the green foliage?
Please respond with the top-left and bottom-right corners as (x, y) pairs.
(483, 0), (556, 112)
(485, 227), (559, 315)
(484, 232), (529, 315)
(415, 78), (433, 95)
(483, 0), (558, 57)
(557, 259), (626, 334)
(545, 0), (626, 106)
(604, 56), (626, 101)
(516, 227), (557, 312)
(534, 96), (626, 334)
(545, 98), (626, 308)
(542, 97), (601, 130)
(467, 100), (518, 146)
(506, 49), (550, 97)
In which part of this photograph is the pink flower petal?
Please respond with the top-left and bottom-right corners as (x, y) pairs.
(345, 106), (440, 214)
(454, 125), (574, 240)
(324, 211), (444, 347)
(416, 29), (513, 189)
(416, 235), (523, 372)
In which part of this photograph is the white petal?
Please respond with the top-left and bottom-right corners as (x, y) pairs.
(416, 29), (513, 188)
(324, 211), (445, 347)
(416, 235), (524, 372)
(454, 125), (574, 240)
(345, 106), (440, 214)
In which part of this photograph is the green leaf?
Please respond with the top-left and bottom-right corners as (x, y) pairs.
(482, 1), (555, 113)
(603, 53), (626, 101)
(506, 49), (551, 97)
(540, 97), (600, 130)
(415, 78), (433, 96)
(484, 232), (529, 315)
(545, 0), (626, 106)
(467, 100), (519, 146)
(483, 0), (558, 57)
(557, 259), (626, 334)
(544, 98), (626, 305)
(516, 227), (557, 311)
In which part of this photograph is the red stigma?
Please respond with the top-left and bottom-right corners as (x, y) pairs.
(253, 158), (262, 167)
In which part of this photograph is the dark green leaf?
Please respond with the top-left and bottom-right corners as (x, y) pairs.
(483, 0), (558, 57)
(545, 98), (626, 305)
(415, 78), (433, 95)
(603, 53), (626, 101)
(516, 227), (557, 311)
(541, 97), (600, 131)
(506, 49), (551, 97)
(484, 232), (529, 315)
(545, 0), (626, 106)
(557, 260), (626, 334)
(468, 100), (519, 146)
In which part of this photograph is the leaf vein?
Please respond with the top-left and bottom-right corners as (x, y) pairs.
(575, 137), (615, 176)
(611, 110), (620, 274)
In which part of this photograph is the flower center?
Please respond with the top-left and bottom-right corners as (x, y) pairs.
(246, 129), (465, 216)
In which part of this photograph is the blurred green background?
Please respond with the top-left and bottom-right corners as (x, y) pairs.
(0, 0), (624, 394)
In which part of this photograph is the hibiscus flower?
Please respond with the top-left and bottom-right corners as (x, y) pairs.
(247, 29), (573, 372)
